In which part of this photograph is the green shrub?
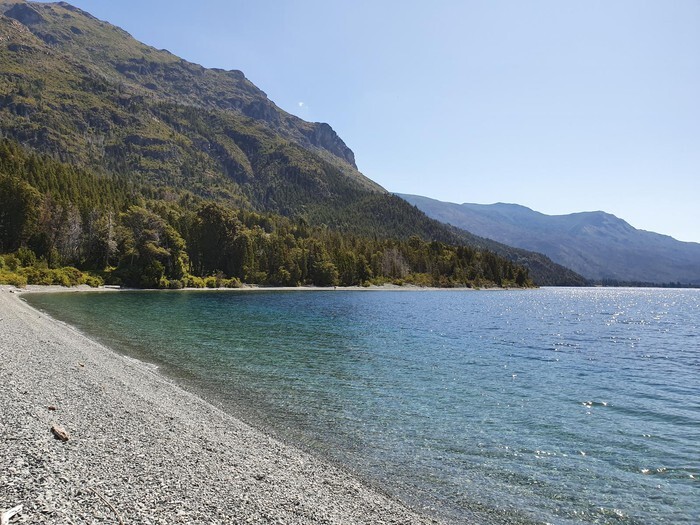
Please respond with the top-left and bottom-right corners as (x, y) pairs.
(53, 271), (71, 287)
(16, 247), (37, 267)
(20, 266), (53, 285)
(0, 269), (27, 287)
(15, 266), (96, 287)
(367, 276), (388, 286)
(157, 277), (185, 290)
(167, 279), (184, 289)
(182, 275), (205, 288)
(59, 266), (85, 286)
(404, 273), (432, 287)
(47, 248), (62, 269)
(221, 277), (242, 288)
(84, 275), (104, 288)
(4, 254), (20, 272)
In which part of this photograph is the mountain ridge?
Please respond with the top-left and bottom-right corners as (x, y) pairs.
(399, 194), (700, 285)
(0, 0), (586, 286)
(2, 0), (363, 176)
(0, 0), (398, 232)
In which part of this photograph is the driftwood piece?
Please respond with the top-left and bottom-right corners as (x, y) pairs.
(1, 504), (23, 525)
(86, 487), (124, 525)
(50, 424), (70, 442)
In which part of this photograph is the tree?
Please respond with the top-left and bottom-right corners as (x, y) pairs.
(190, 202), (241, 276)
(117, 206), (188, 287)
(0, 175), (41, 253)
(82, 210), (118, 269)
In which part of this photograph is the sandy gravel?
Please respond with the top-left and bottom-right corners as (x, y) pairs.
(0, 285), (441, 524)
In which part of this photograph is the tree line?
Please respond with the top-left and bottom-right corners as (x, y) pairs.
(0, 140), (531, 288)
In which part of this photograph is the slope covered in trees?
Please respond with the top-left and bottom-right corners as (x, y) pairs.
(0, 140), (534, 288)
(0, 0), (585, 287)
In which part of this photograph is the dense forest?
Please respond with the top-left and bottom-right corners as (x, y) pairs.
(0, 140), (532, 289)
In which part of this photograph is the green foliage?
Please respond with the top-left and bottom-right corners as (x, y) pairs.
(0, 268), (27, 287)
(0, 138), (538, 289)
(3, 254), (20, 272)
(12, 265), (92, 286)
(115, 205), (188, 287)
(16, 246), (37, 266)
(83, 274), (104, 288)
(0, 172), (41, 253)
(182, 275), (206, 289)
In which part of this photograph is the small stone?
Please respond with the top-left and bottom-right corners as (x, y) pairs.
(50, 425), (69, 442)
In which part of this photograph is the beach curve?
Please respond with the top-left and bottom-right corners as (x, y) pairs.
(0, 285), (440, 524)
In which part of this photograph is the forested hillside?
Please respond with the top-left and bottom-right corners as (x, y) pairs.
(0, 0), (585, 287)
(0, 140), (535, 288)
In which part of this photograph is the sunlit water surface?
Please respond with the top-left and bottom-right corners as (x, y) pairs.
(25, 288), (700, 524)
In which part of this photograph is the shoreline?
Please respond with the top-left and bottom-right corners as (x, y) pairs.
(0, 285), (441, 524)
(15, 282), (516, 295)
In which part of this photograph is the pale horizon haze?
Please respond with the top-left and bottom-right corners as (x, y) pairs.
(53, 1), (700, 243)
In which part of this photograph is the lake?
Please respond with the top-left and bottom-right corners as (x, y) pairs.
(24, 287), (700, 524)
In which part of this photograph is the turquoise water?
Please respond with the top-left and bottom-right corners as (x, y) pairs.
(25, 288), (700, 524)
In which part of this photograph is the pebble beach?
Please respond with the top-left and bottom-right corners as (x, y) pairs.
(0, 286), (439, 524)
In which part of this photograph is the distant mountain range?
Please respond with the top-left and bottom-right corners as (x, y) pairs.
(399, 194), (700, 285)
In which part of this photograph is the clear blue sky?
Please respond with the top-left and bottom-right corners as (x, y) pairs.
(62, 1), (700, 242)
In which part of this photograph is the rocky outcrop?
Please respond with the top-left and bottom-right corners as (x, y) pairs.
(241, 99), (281, 124)
(304, 122), (357, 169)
(4, 3), (44, 26)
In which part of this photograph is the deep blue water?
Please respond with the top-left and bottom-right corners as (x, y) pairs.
(25, 288), (700, 524)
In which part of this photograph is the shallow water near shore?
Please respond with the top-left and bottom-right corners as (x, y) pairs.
(24, 287), (700, 524)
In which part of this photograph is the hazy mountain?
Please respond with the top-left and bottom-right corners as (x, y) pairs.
(399, 194), (700, 285)
(0, 0), (586, 286)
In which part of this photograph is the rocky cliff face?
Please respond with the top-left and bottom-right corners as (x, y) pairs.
(304, 122), (357, 168)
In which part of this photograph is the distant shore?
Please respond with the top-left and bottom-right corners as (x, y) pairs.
(0, 284), (440, 524)
(16, 282), (514, 295)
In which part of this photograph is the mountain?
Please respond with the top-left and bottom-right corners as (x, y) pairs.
(0, 0), (380, 208)
(399, 194), (700, 285)
(0, 0), (585, 286)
